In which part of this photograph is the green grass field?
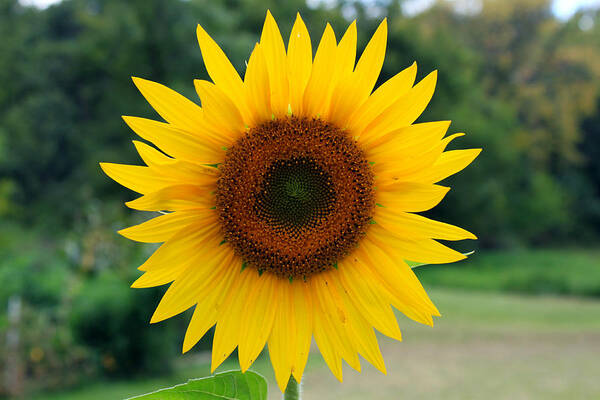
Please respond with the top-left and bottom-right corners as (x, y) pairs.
(31, 287), (600, 400)
(416, 248), (600, 297)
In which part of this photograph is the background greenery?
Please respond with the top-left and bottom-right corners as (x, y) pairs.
(0, 0), (599, 398)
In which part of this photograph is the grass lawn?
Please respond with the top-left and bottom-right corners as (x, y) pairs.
(415, 248), (600, 297)
(30, 288), (600, 400)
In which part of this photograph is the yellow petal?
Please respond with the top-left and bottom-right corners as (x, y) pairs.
(268, 281), (294, 392)
(238, 273), (278, 372)
(287, 13), (312, 116)
(302, 24), (337, 118)
(350, 18), (387, 100)
(130, 261), (189, 289)
(118, 209), (210, 243)
(318, 21), (358, 122)
(328, 19), (388, 125)
(334, 283), (387, 374)
(122, 116), (223, 163)
(409, 148), (482, 183)
(368, 224), (467, 265)
(182, 301), (218, 353)
(347, 62), (417, 135)
(311, 289), (343, 381)
(335, 20), (358, 79)
(365, 120), (450, 158)
(151, 249), (237, 323)
(100, 162), (169, 194)
(244, 44), (272, 125)
(311, 273), (360, 377)
(194, 80), (245, 139)
(324, 21), (358, 124)
(376, 182), (450, 212)
(137, 219), (221, 272)
(360, 70), (437, 143)
(260, 10), (289, 117)
(196, 24), (245, 104)
(133, 140), (220, 183)
(376, 209), (477, 241)
(335, 259), (402, 340)
(374, 133), (465, 184)
(183, 254), (243, 353)
(291, 281), (312, 383)
(132, 140), (172, 164)
(125, 184), (214, 212)
(132, 77), (203, 133)
(211, 268), (255, 372)
(356, 238), (440, 320)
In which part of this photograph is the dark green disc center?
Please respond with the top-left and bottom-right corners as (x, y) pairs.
(254, 157), (335, 233)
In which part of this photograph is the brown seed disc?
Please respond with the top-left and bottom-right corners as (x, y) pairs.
(216, 116), (374, 279)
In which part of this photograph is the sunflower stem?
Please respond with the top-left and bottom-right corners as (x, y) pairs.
(283, 375), (301, 400)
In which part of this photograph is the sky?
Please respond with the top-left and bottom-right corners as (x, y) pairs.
(18, 0), (600, 20)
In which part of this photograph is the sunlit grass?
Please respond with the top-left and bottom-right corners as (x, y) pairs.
(416, 248), (600, 297)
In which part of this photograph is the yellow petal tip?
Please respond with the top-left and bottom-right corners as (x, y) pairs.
(150, 310), (167, 324)
(131, 76), (147, 87)
(130, 276), (147, 289)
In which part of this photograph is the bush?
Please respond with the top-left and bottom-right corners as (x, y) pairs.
(69, 271), (181, 377)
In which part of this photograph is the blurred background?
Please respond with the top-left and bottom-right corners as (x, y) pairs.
(1, 0), (599, 398)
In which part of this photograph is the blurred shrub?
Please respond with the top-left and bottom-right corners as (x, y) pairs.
(69, 272), (180, 377)
(18, 303), (95, 393)
(0, 210), (209, 394)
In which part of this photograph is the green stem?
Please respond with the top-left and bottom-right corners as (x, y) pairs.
(283, 375), (301, 400)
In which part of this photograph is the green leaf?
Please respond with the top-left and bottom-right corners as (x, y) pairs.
(128, 370), (268, 400)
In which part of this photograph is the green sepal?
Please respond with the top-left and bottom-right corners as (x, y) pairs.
(241, 261), (248, 272)
(219, 240), (227, 246)
(288, 276), (293, 284)
(258, 269), (264, 276)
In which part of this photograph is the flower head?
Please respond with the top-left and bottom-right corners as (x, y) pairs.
(101, 11), (480, 391)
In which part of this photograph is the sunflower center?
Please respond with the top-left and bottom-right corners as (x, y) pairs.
(216, 116), (374, 279)
(255, 157), (334, 233)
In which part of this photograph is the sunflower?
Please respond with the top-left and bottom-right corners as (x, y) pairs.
(100, 11), (480, 391)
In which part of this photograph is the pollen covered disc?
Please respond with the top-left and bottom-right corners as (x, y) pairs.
(216, 116), (374, 279)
